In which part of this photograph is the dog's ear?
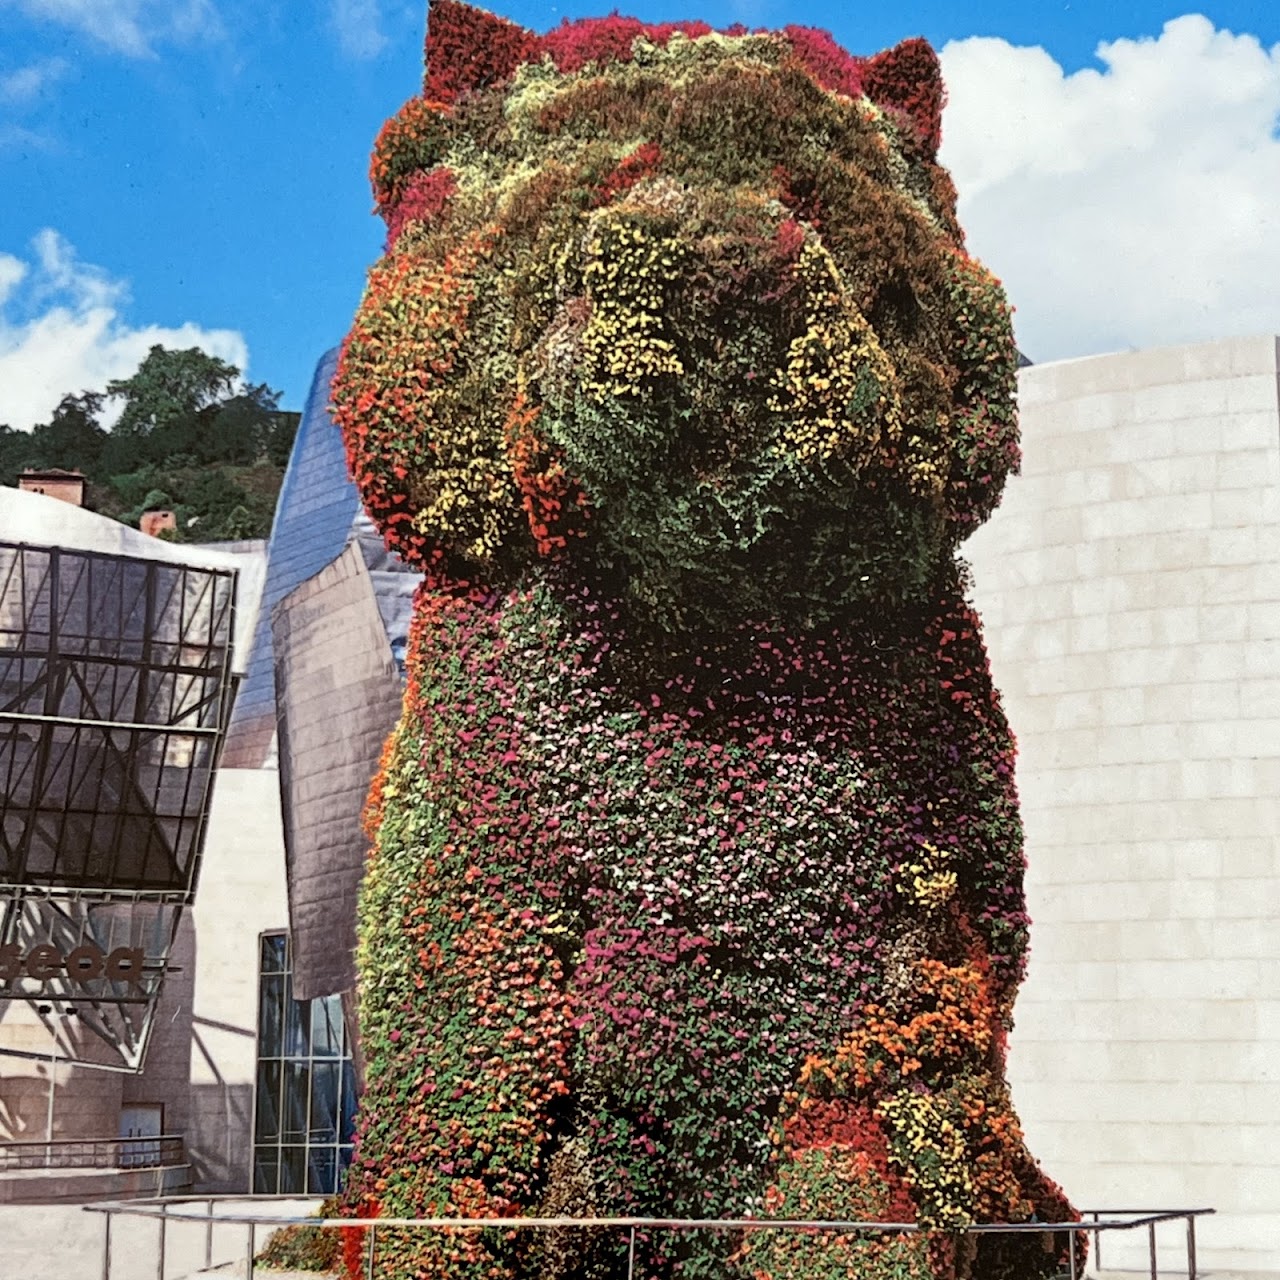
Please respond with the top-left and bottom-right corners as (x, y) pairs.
(861, 37), (945, 160)
(425, 0), (540, 104)
(781, 25), (864, 99)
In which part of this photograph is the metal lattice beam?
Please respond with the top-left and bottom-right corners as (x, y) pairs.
(0, 540), (238, 1071)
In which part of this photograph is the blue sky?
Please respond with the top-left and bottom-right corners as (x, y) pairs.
(2, 0), (1279, 424)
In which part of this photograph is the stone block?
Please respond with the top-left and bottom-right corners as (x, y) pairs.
(1220, 409), (1280, 451)
(1148, 606), (1202, 646)
(1225, 374), (1280, 414)
(1247, 602), (1280, 641)
(1215, 877), (1280, 918)
(1239, 678), (1280, 718)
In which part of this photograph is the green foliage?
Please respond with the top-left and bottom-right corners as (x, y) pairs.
(1, 346), (298, 541)
(107, 344), (239, 437)
(183, 468), (254, 531)
(258, 1198), (344, 1272)
(337, 9), (1075, 1280)
(335, 5), (1020, 633)
(344, 565), (1077, 1280)
(0, 393), (108, 477)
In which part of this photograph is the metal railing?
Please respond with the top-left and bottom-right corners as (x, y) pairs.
(85, 1195), (1214, 1280)
(0, 1134), (185, 1171)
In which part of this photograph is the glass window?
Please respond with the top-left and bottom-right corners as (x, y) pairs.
(281, 1146), (306, 1192)
(283, 992), (310, 1058)
(261, 934), (287, 974)
(254, 1062), (282, 1143)
(253, 1146), (279, 1195)
(251, 932), (358, 1196)
(309, 1062), (340, 1143)
(282, 1063), (310, 1142)
(311, 996), (344, 1058)
(258, 975), (284, 1055)
(339, 1069), (358, 1145)
(307, 1145), (337, 1195)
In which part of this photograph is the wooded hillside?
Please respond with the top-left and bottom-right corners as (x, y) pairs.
(0, 344), (299, 541)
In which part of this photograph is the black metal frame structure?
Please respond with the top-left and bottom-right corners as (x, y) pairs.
(0, 541), (238, 1071)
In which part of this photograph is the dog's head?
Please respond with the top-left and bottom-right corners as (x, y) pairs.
(335, 2), (1019, 629)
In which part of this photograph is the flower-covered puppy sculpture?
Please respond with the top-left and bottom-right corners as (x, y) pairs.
(333, 5), (1078, 1277)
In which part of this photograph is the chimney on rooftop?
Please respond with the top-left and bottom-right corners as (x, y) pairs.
(140, 509), (177, 538)
(18, 468), (85, 507)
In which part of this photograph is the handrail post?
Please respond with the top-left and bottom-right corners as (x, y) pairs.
(1067, 1226), (1078, 1280)
(1149, 1220), (1158, 1280)
(205, 1198), (214, 1269)
(156, 1202), (166, 1280)
(366, 1224), (377, 1280)
(628, 1226), (636, 1280)
(101, 1210), (112, 1280)
(1186, 1214), (1198, 1280)
(1092, 1211), (1101, 1274)
(246, 1221), (256, 1280)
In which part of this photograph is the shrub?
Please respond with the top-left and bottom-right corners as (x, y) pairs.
(258, 1199), (343, 1273)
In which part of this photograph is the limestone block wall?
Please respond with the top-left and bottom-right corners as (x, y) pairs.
(965, 335), (1280, 1275)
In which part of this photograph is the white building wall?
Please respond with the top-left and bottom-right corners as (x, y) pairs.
(966, 336), (1280, 1276)
(185, 766), (289, 1192)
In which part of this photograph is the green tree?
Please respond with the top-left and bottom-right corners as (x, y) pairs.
(106, 345), (239, 438)
(183, 468), (253, 538)
(218, 504), (260, 541)
(36, 392), (108, 473)
(196, 382), (283, 466)
(0, 393), (107, 482)
(107, 465), (163, 513)
(261, 408), (302, 467)
(0, 424), (36, 484)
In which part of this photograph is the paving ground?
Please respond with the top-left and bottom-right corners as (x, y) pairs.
(1, 1199), (328, 1280)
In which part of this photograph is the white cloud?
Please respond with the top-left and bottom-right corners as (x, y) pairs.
(939, 15), (1280, 362)
(0, 57), (68, 102)
(330, 0), (387, 60)
(0, 230), (248, 430)
(0, 0), (222, 57)
(0, 256), (27, 306)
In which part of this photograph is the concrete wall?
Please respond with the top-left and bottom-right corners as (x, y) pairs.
(120, 916), (196, 1139)
(185, 767), (290, 1193)
(966, 335), (1280, 1275)
(0, 1008), (123, 1143)
(0, 1161), (191, 1205)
